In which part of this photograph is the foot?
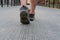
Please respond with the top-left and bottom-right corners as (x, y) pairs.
(29, 14), (35, 21)
(20, 5), (30, 24)
(28, 9), (35, 21)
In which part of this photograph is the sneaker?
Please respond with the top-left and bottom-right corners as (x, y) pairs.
(20, 5), (30, 24)
(29, 14), (35, 21)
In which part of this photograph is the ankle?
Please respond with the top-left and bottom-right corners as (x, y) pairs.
(21, 5), (26, 7)
(29, 10), (35, 14)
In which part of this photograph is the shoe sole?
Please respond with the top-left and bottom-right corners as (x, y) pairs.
(30, 19), (34, 21)
(20, 11), (30, 24)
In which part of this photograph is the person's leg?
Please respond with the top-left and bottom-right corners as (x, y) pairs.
(30, 0), (37, 14)
(29, 0), (37, 21)
(20, 0), (30, 24)
(20, 0), (27, 6)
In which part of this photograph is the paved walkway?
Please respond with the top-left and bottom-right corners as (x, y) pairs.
(0, 6), (60, 40)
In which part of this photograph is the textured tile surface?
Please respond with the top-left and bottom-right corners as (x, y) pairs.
(0, 6), (60, 40)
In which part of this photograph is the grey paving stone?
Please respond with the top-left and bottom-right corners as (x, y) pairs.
(0, 6), (60, 40)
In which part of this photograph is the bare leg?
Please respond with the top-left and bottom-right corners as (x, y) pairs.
(30, 0), (37, 14)
(20, 0), (27, 6)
